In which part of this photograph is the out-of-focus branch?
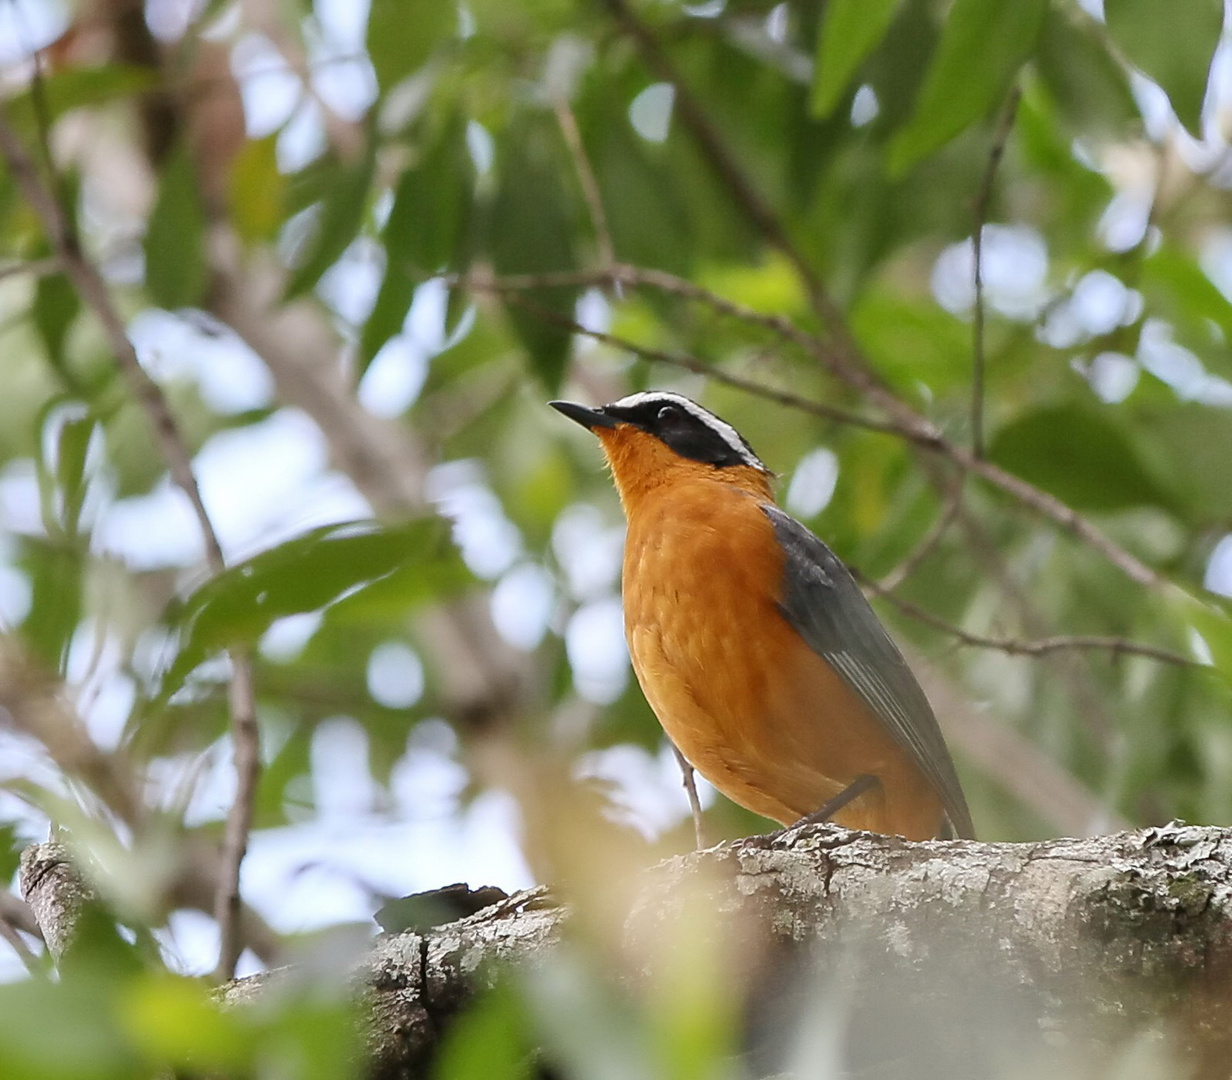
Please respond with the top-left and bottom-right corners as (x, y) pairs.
(970, 87), (1022, 459)
(0, 104), (261, 984)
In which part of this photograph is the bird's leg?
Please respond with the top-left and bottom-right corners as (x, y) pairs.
(670, 742), (708, 849)
(794, 774), (881, 828)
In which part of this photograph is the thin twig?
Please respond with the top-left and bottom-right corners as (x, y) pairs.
(553, 97), (617, 278)
(854, 570), (1193, 667)
(0, 107), (260, 983)
(488, 285), (914, 440)
(670, 743), (707, 849)
(970, 87), (1022, 459)
(878, 472), (965, 592)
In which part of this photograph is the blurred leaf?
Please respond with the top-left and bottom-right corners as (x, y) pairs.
(434, 982), (534, 1080)
(144, 145), (207, 309)
(988, 404), (1175, 513)
(361, 112), (474, 370)
(1034, 7), (1137, 136)
(19, 537), (82, 672)
(367, 0), (455, 92)
(489, 116), (579, 391)
(0, 975), (138, 1080)
(230, 135), (285, 243)
(887, 0), (1047, 175)
(161, 520), (468, 697)
(1142, 245), (1232, 363)
(1170, 587), (1232, 688)
(1105, 0), (1221, 135)
(810, 0), (900, 118)
(285, 146), (376, 299)
(32, 272), (79, 371)
(3, 65), (157, 131)
(122, 975), (254, 1071)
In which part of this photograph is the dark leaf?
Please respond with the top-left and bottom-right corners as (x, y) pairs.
(887, 0), (1048, 175)
(1034, 7), (1138, 136)
(284, 146), (376, 299)
(810, 0), (900, 119)
(159, 519), (469, 698)
(360, 113), (474, 370)
(489, 116), (579, 390)
(367, 0), (456, 92)
(1105, 0), (1222, 135)
(144, 145), (208, 309)
(988, 404), (1176, 514)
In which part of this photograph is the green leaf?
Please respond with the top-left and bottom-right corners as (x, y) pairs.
(433, 983), (534, 1080)
(229, 135), (285, 243)
(144, 145), (207, 309)
(1169, 587), (1232, 688)
(33, 271), (80, 369)
(360, 113), (474, 370)
(489, 118), (579, 390)
(20, 537), (83, 672)
(160, 519), (468, 697)
(988, 404), (1176, 514)
(367, 0), (455, 92)
(810, 0), (901, 118)
(887, 0), (1048, 176)
(1034, 7), (1137, 136)
(284, 146), (376, 299)
(1105, 0), (1222, 135)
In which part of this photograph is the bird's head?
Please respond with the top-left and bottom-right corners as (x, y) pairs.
(550, 392), (774, 511)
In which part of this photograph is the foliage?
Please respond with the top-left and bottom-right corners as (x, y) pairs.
(0, 0), (1231, 1075)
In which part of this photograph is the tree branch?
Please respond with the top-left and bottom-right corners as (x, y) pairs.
(221, 823), (1232, 1077)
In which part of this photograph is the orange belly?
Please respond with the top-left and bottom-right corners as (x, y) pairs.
(622, 483), (947, 839)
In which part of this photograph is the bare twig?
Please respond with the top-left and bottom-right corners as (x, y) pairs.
(669, 743), (708, 849)
(854, 571), (1193, 667)
(970, 87), (1022, 459)
(0, 108), (260, 982)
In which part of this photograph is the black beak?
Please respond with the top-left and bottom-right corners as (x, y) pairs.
(549, 400), (618, 430)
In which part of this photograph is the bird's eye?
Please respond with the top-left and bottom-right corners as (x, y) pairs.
(657, 404), (682, 423)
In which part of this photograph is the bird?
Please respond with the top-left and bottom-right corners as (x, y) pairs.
(549, 391), (974, 841)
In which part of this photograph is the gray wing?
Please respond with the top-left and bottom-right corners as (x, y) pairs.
(762, 504), (974, 839)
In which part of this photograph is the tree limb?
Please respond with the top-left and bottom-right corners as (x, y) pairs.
(220, 823), (1232, 1078)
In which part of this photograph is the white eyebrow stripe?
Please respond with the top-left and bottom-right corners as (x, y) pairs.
(608, 391), (767, 470)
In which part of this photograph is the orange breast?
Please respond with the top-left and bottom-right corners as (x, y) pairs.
(622, 481), (946, 839)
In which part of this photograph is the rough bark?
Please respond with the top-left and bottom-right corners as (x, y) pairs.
(210, 822), (1232, 1079)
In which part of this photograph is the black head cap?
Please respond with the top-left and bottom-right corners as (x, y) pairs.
(550, 392), (767, 471)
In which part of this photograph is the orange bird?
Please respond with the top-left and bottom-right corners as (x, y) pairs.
(550, 392), (973, 840)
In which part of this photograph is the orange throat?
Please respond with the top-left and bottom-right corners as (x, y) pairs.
(595, 425), (775, 514)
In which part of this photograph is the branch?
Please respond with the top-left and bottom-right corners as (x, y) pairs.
(18, 842), (93, 963)
(0, 108), (260, 981)
(855, 570), (1193, 667)
(970, 87), (1022, 458)
(221, 824), (1232, 1077)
